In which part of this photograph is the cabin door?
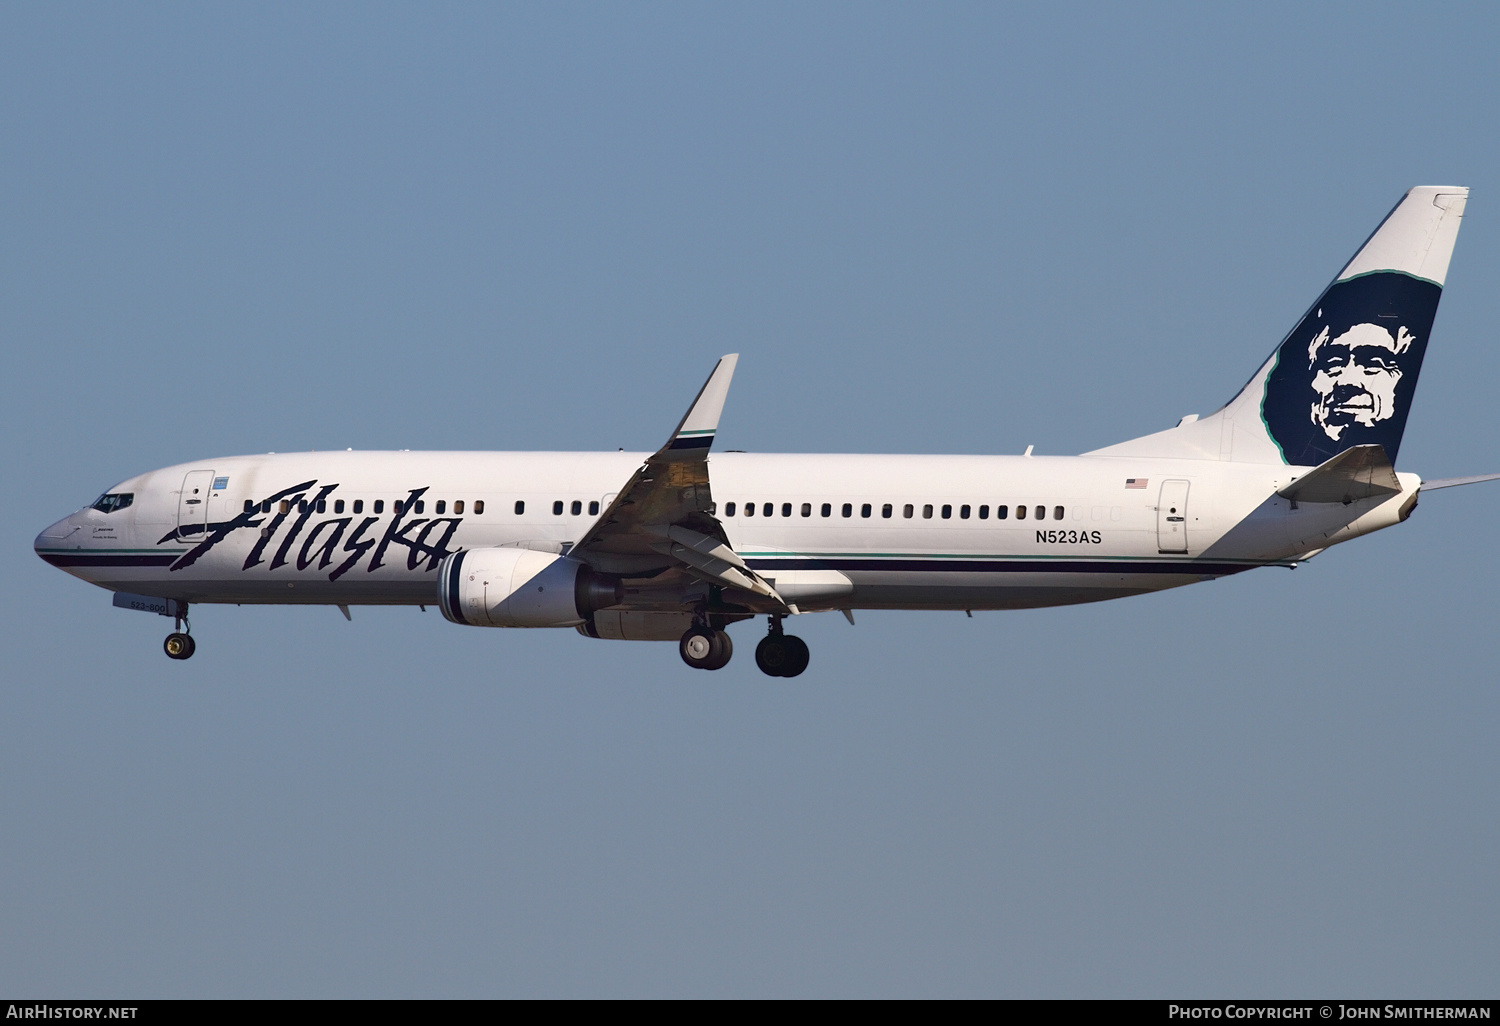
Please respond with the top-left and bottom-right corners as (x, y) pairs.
(1156, 479), (1190, 554)
(177, 469), (216, 541)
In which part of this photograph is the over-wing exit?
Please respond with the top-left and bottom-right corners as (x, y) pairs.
(36, 187), (1499, 676)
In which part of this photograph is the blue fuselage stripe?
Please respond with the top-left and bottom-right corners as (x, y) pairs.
(40, 553), (181, 568)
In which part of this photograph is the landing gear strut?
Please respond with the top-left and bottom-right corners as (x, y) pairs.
(164, 605), (195, 660)
(755, 616), (809, 678)
(679, 624), (733, 671)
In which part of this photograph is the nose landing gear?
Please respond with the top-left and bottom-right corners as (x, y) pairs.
(163, 605), (195, 660)
(164, 632), (196, 660)
(755, 616), (809, 677)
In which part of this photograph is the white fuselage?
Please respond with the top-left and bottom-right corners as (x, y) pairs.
(35, 450), (1421, 614)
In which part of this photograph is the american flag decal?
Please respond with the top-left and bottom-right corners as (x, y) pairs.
(1125, 478), (1148, 489)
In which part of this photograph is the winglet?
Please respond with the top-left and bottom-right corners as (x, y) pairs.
(665, 354), (738, 451)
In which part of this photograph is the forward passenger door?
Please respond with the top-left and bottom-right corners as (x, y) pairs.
(176, 469), (216, 541)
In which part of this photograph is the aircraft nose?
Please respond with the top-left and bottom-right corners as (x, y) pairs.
(35, 514), (81, 563)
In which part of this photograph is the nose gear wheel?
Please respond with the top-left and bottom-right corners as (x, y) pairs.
(163, 633), (196, 660)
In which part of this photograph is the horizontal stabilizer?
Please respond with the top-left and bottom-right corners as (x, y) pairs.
(1277, 444), (1400, 504)
(1420, 472), (1500, 491)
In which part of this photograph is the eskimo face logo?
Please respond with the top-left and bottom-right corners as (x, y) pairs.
(1260, 271), (1440, 466)
(1307, 320), (1416, 440)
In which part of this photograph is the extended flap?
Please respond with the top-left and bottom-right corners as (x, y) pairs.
(646, 524), (790, 607)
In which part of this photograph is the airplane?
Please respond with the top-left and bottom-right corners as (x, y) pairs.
(35, 186), (1500, 677)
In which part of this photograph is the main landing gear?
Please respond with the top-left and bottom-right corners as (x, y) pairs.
(679, 624), (733, 671)
(678, 615), (811, 676)
(163, 605), (195, 660)
(754, 617), (809, 678)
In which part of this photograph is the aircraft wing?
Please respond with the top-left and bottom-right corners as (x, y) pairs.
(569, 355), (793, 610)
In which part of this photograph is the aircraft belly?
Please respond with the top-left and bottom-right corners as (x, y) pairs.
(162, 578), (438, 605)
(842, 569), (1192, 610)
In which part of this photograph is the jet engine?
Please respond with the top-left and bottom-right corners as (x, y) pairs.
(437, 547), (623, 628)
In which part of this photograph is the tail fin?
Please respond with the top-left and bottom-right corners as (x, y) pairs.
(1089, 186), (1468, 465)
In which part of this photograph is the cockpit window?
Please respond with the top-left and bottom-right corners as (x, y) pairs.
(91, 493), (134, 514)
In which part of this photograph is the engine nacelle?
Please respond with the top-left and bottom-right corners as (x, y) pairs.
(437, 547), (622, 628)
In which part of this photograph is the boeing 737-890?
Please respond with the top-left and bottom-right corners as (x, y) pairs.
(35, 186), (1498, 676)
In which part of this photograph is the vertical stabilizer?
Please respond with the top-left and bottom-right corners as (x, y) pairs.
(1089, 187), (1468, 465)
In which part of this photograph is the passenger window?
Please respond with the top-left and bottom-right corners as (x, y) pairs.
(726, 502), (737, 516)
(782, 503), (792, 517)
(415, 500), (424, 514)
(262, 500), (272, 514)
(821, 503), (832, 517)
(571, 500), (582, 515)
(842, 503), (853, 518)
(589, 500), (600, 515)
(244, 500), (254, 513)
(473, 500), (484, 514)
(763, 503), (773, 517)
(996, 504), (1008, 519)
(374, 500), (384, 514)
(979, 505), (989, 519)
(335, 499), (345, 514)
(300, 500), (310, 514)
(435, 500), (445, 514)
(745, 502), (755, 517)
(1035, 505), (1046, 520)
(354, 500), (364, 514)
(941, 504), (952, 519)
(454, 500), (465, 514)
(922, 504), (933, 519)
(801, 503), (812, 517)
(960, 504), (971, 519)
(882, 503), (893, 518)
(393, 501), (403, 516)
(553, 500), (564, 515)
(280, 500), (291, 515)
(860, 503), (870, 518)
(904, 504), (914, 518)
(1016, 504), (1026, 520)
(316, 499), (327, 514)
(1054, 505), (1065, 520)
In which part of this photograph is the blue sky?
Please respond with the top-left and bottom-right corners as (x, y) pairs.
(3, 2), (1498, 996)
